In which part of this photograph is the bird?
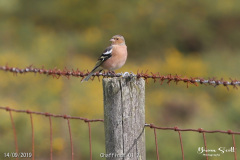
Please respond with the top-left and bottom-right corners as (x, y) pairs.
(81, 35), (128, 82)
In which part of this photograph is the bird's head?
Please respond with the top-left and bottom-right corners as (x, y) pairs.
(110, 35), (125, 45)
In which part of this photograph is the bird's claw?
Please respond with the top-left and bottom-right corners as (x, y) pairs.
(106, 71), (116, 77)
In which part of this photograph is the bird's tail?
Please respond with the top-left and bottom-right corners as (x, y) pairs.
(81, 67), (102, 82)
(81, 71), (96, 82)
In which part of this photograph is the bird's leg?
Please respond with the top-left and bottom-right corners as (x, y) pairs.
(110, 71), (115, 74)
(97, 69), (103, 75)
(107, 70), (115, 77)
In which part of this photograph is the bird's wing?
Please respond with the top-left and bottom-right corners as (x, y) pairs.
(81, 46), (113, 82)
(92, 46), (113, 71)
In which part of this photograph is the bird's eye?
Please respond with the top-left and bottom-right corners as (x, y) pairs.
(116, 38), (119, 40)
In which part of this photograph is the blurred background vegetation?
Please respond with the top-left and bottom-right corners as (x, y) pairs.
(0, 0), (240, 159)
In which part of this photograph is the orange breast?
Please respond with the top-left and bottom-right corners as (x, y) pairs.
(101, 45), (128, 71)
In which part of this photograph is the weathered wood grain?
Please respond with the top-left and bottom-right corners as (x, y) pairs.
(103, 77), (145, 160)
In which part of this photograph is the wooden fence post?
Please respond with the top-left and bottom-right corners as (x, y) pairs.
(103, 77), (145, 160)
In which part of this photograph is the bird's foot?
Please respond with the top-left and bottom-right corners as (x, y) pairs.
(110, 71), (115, 74)
(107, 71), (116, 77)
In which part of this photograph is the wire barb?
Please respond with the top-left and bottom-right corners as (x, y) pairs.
(1, 65), (240, 90)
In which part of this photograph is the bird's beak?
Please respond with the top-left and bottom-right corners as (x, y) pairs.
(110, 38), (115, 42)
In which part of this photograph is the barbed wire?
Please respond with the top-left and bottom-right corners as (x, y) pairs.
(1, 65), (240, 90)
(0, 106), (239, 160)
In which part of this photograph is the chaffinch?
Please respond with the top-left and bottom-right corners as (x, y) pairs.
(82, 35), (128, 82)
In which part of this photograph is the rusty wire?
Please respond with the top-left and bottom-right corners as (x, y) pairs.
(1, 65), (240, 90)
(177, 130), (184, 160)
(29, 113), (35, 160)
(66, 118), (74, 160)
(48, 116), (53, 160)
(87, 122), (92, 160)
(147, 124), (239, 160)
(232, 134), (237, 160)
(1, 106), (239, 160)
(0, 106), (103, 160)
(153, 127), (160, 160)
(147, 124), (240, 134)
(9, 110), (19, 160)
(202, 132), (208, 160)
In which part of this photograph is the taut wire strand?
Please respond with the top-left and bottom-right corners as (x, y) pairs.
(1, 65), (240, 90)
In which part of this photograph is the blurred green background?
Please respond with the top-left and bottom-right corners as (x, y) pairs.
(0, 0), (240, 159)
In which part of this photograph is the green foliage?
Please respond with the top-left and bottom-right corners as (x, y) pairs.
(0, 1), (240, 160)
